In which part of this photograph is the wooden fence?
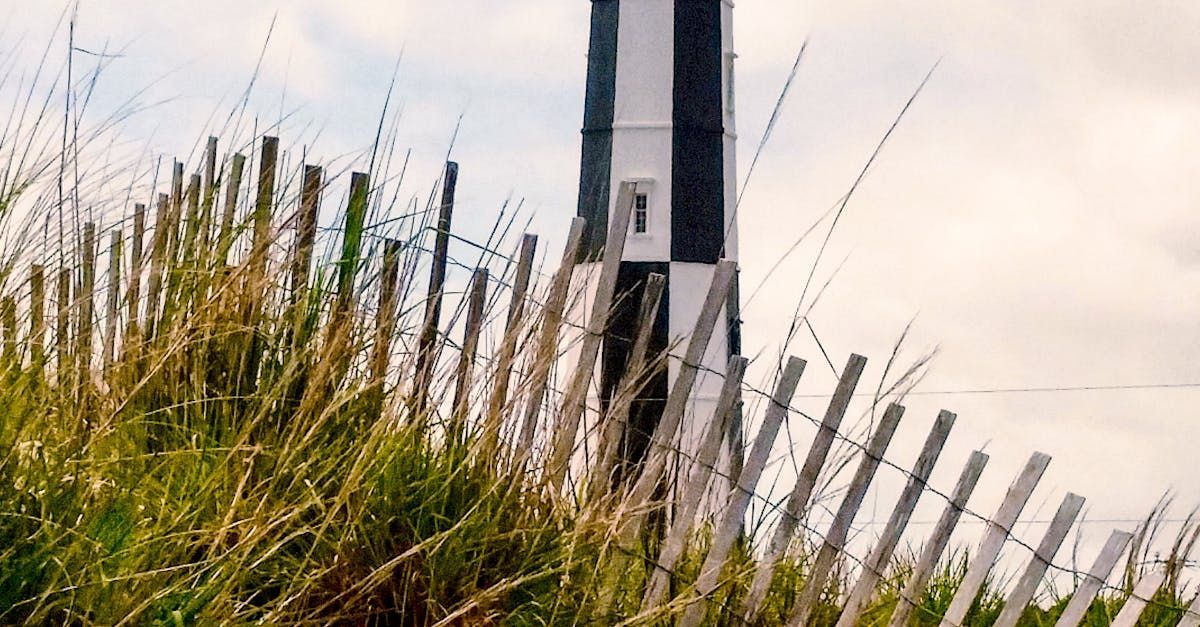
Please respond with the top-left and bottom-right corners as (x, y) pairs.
(2, 133), (1196, 626)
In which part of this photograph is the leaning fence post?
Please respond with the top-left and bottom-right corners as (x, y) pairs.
(125, 204), (145, 346)
(1053, 529), (1133, 627)
(413, 161), (459, 415)
(30, 264), (45, 366)
(76, 222), (96, 382)
(939, 451), (1053, 627)
(103, 230), (122, 366)
(641, 354), (748, 612)
(1, 296), (15, 365)
(887, 450), (990, 627)
(514, 217), (585, 463)
(623, 259), (736, 508)
(836, 410), (957, 627)
(590, 272), (666, 502)
(788, 403), (906, 627)
(481, 233), (538, 458)
(369, 238), (404, 408)
(56, 267), (71, 378)
(451, 268), (488, 436)
(545, 181), (637, 491)
(993, 492), (1086, 627)
(1110, 569), (1166, 627)
(677, 356), (806, 627)
(742, 353), (868, 624)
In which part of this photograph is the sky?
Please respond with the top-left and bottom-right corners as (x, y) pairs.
(5, 0), (1199, 589)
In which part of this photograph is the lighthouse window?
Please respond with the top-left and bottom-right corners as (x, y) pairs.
(634, 193), (649, 233)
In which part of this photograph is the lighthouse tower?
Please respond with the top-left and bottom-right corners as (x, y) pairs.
(577, 0), (740, 479)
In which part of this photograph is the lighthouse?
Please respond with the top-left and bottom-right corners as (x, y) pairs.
(576, 0), (740, 481)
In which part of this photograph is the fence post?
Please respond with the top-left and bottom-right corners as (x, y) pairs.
(413, 161), (459, 415)
(623, 259), (736, 508)
(993, 492), (1086, 627)
(788, 403), (906, 627)
(247, 137), (278, 300)
(76, 222), (96, 382)
(939, 451), (1053, 627)
(742, 353), (868, 624)
(325, 171), (369, 386)
(678, 356), (805, 627)
(837, 411), (956, 627)
(56, 267), (71, 379)
(125, 204), (145, 346)
(1052, 530), (1133, 627)
(200, 136), (217, 255)
(1110, 570), (1166, 627)
(144, 193), (170, 339)
(103, 230), (122, 366)
(290, 165), (322, 306)
(641, 354), (748, 611)
(30, 264), (45, 366)
(887, 450), (990, 627)
(545, 181), (637, 492)
(369, 238), (404, 411)
(481, 233), (538, 459)
(451, 268), (488, 436)
(218, 153), (246, 264)
(515, 217), (585, 463)
(590, 272), (666, 501)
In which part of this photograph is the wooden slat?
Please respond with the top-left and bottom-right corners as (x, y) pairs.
(1111, 570), (1166, 627)
(545, 181), (638, 491)
(623, 259), (736, 507)
(103, 230), (122, 366)
(1176, 590), (1200, 627)
(515, 217), (585, 463)
(56, 267), (71, 376)
(201, 136), (217, 255)
(1, 296), (15, 365)
(836, 410), (957, 627)
(939, 451), (1053, 627)
(590, 271), (666, 501)
(742, 353), (868, 623)
(481, 233), (538, 459)
(1052, 529), (1132, 627)
(290, 165), (322, 305)
(888, 450), (990, 627)
(29, 264), (45, 366)
(789, 403), (906, 627)
(993, 492), (1086, 627)
(125, 204), (145, 344)
(642, 354), (748, 611)
(76, 222), (96, 380)
(248, 137), (278, 284)
(370, 239), (404, 387)
(677, 356), (807, 627)
(144, 193), (170, 339)
(451, 268), (488, 435)
(218, 153), (246, 263)
(413, 161), (459, 415)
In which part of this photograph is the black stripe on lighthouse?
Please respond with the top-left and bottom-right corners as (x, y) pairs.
(601, 262), (670, 478)
(672, 0), (725, 264)
(577, 0), (619, 261)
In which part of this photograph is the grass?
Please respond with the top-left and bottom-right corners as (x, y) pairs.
(0, 18), (1198, 626)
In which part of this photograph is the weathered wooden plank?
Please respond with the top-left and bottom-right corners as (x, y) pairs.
(939, 452), (1053, 627)
(370, 238), (404, 387)
(677, 356), (806, 627)
(545, 181), (638, 492)
(29, 264), (45, 365)
(993, 492), (1086, 627)
(887, 450), (990, 627)
(742, 353), (868, 624)
(1052, 529), (1132, 627)
(56, 267), (71, 375)
(413, 161), (459, 415)
(1, 295), (15, 365)
(76, 222), (96, 379)
(642, 354), (748, 611)
(1176, 590), (1200, 627)
(125, 204), (145, 344)
(1110, 570), (1166, 627)
(144, 193), (171, 339)
(590, 271), (666, 501)
(103, 230), (122, 366)
(623, 259), (736, 507)
(218, 153), (246, 263)
(289, 165), (322, 305)
(451, 268), (488, 435)
(836, 410), (957, 627)
(481, 233), (538, 458)
(201, 136), (217, 254)
(789, 403), (906, 627)
(515, 216), (585, 463)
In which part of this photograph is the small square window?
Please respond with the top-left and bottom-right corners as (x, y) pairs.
(634, 193), (649, 233)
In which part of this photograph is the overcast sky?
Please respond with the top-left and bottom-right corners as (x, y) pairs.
(7, 0), (1199, 584)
